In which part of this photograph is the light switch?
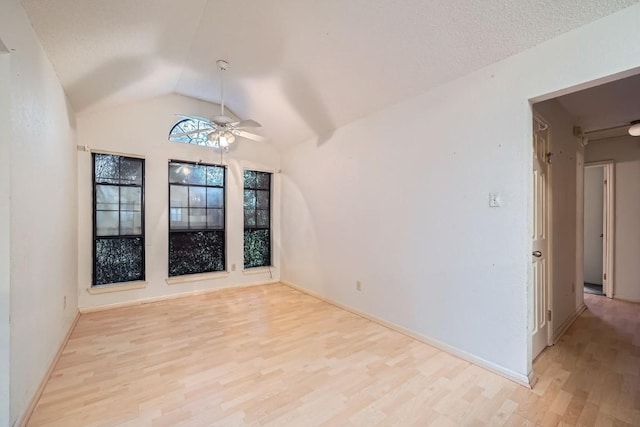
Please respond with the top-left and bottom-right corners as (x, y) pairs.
(489, 192), (501, 207)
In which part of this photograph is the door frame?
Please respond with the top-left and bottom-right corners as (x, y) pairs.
(0, 43), (11, 426)
(584, 160), (615, 298)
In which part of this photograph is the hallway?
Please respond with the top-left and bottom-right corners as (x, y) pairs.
(530, 294), (640, 425)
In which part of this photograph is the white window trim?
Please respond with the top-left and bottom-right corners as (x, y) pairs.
(166, 270), (230, 285)
(87, 281), (147, 294)
(242, 266), (275, 276)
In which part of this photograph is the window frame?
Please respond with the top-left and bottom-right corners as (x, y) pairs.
(92, 153), (145, 287)
(243, 169), (272, 269)
(167, 160), (227, 277)
(168, 118), (214, 147)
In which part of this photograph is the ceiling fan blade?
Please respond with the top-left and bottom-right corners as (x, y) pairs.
(175, 114), (212, 124)
(230, 119), (262, 129)
(234, 130), (267, 142)
(211, 115), (235, 125)
(171, 129), (214, 138)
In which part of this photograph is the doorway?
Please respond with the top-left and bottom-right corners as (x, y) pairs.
(583, 162), (614, 298)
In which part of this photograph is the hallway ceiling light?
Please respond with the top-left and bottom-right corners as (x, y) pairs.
(629, 120), (640, 137)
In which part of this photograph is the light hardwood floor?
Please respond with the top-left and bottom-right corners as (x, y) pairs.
(28, 285), (639, 426)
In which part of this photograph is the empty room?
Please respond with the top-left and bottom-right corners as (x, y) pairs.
(1, 1), (640, 426)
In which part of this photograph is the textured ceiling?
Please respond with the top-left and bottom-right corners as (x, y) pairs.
(555, 73), (640, 140)
(21, 0), (639, 149)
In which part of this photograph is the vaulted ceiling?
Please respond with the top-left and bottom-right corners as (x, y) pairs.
(21, 0), (639, 149)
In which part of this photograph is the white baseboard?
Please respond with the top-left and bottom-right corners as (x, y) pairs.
(551, 303), (587, 344)
(528, 371), (539, 389)
(280, 280), (532, 389)
(613, 296), (640, 304)
(19, 311), (81, 427)
(79, 279), (279, 313)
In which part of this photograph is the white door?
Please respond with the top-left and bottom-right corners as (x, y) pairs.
(532, 118), (550, 359)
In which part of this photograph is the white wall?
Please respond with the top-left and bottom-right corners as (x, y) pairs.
(583, 166), (604, 285)
(0, 44), (11, 427)
(281, 5), (640, 381)
(586, 136), (640, 302)
(533, 99), (583, 335)
(76, 94), (281, 310)
(0, 1), (79, 425)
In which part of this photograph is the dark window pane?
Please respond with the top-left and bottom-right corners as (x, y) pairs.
(96, 211), (119, 236)
(206, 166), (224, 187)
(93, 154), (145, 286)
(256, 172), (270, 190)
(188, 164), (207, 185)
(120, 158), (143, 185)
(96, 184), (119, 211)
(169, 231), (225, 276)
(256, 209), (269, 227)
(207, 209), (224, 229)
(243, 170), (271, 268)
(206, 187), (223, 208)
(244, 190), (256, 209)
(243, 170), (257, 188)
(95, 154), (120, 184)
(120, 211), (142, 235)
(95, 237), (144, 285)
(244, 229), (270, 268)
(120, 187), (141, 211)
(257, 190), (269, 209)
(244, 208), (256, 227)
(170, 207), (189, 229)
(189, 187), (206, 208)
(189, 208), (207, 229)
(170, 185), (188, 208)
(168, 162), (225, 276)
(169, 163), (191, 184)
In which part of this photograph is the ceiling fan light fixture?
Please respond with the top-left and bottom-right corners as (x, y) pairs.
(224, 131), (235, 144)
(629, 120), (640, 137)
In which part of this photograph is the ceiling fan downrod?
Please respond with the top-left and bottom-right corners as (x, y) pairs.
(216, 59), (228, 117)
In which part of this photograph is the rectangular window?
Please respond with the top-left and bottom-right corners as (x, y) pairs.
(168, 161), (226, 276)
(93, 153), (145, 286)
(244, 170), (271, 268)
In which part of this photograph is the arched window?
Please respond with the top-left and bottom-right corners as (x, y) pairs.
(168, 118), (213, 146)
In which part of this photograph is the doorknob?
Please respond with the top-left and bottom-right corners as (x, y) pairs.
(532, 251), (542, 258)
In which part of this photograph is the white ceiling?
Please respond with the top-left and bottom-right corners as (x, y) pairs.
(21, 0), (639, 149)
(555, 72), (640, 140)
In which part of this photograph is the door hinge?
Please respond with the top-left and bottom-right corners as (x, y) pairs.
(604, 273), (607, 280)
(545, 152), (553, 164)
(547, 310), (552, 322)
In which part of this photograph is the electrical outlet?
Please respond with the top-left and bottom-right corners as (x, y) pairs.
(231, 263), (236, 271)
(356, 280), (362, 291)
(63, 296), (67, 310)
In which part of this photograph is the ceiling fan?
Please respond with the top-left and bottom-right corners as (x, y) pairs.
(173, 60), (265, 150)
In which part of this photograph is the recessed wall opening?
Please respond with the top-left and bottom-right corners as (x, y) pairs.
(530, 69), (640, 361)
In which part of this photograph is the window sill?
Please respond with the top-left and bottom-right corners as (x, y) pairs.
(242, 266), (274, 276)
(87, 281), (148, 294)
(166, 271), (230, 285)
